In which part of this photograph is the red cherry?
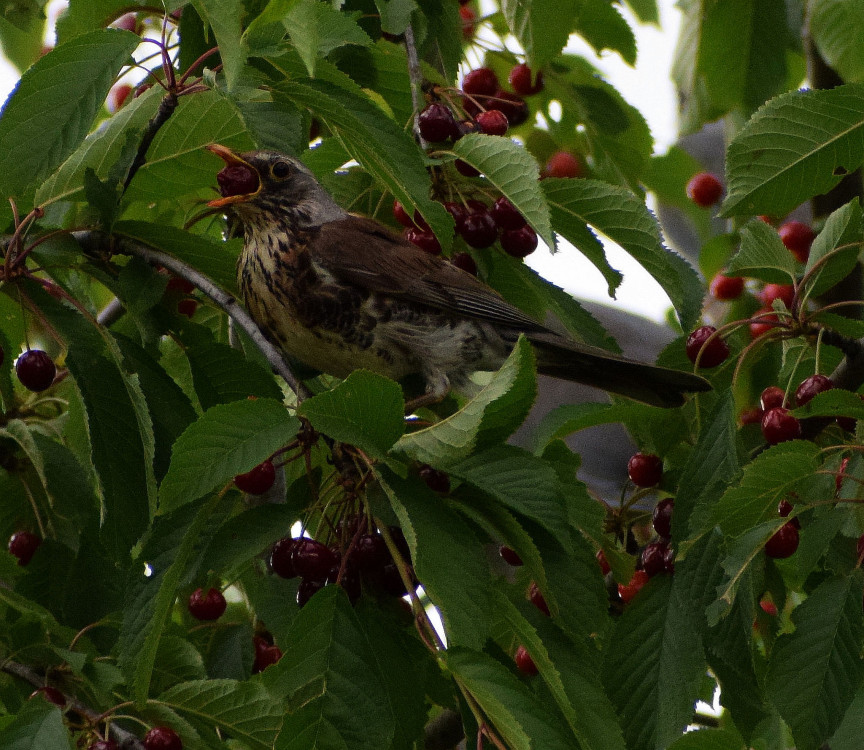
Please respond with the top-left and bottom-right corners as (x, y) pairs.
(297, 577), (326, 607)
(29, 686), (66, 707)
(459, 6), (476, 39)
(491, 90), (528, 126)
(760, 386), (786, 411)
(233, 459), (276, 495)
(107, 83), (133, 113)
(112, 13), (137, 31)
(686, 172), (723, 207)
(764, 521), (799, 559)
(462, 67), (499, 97)
(187, 587), (227, 621)
(778, 498), (801, 528)
(652, 498), (674, 539)
(761, 407), (801, 445)
(759, 283), (794, 309)
(176, 299), (197, 318)
(443, 201), (467, 229)
(404, 228), (442, 255)
(451, 252), (478, 275)
(455, 159), (480, 177)
(794, 374), (834, 407)
(392, 200), (415, 228)
(491, 196), (526, 230)
(270, 537), (298, 578)
(8, 531), (41, 566)
(641, 540), (671, 577)
(750, 309), (780, 338)
(419, 464), (450, 493)
(509, 63), (543, 96)
(354, 533), (389, 571)
(16, 349), (57, 392)
(778, 221), (815, 264)
(459, 210), (498, 248)
(685, 325), (729, 368)
(618, 570), (650, 603)
(627, 452), (663, 487)
(252, 636), (282, 673)
(528, 581), (550, 616)
(543, 151), (582, 178)
(166, 276), (195, 294)
(216, 163), (259, 197)
(499, 545), (523, 566)
(596, 549), (611, 575)
(709, 273), (744, 301)
(514, 645), (538, 675)
(500, 225), (538, 258)
(292, 538), (338, 580)
(419, 103), (458, 142)
(475, 109), (508, 136)
(739, 407), (764, 425)
(143, 726), (182, 750)
(759, 599), (778, 616)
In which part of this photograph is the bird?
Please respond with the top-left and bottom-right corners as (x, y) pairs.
(205, 144), (711, 408)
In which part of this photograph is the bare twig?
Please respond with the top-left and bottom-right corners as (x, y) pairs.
(403, 24), (428, 149)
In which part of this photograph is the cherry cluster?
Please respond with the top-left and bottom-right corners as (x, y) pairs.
(269, 520), (414, 608)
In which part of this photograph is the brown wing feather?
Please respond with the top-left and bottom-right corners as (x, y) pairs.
(313, 216), (548, 332)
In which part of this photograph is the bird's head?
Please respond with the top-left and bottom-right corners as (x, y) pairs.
(206, 144), (345, 229)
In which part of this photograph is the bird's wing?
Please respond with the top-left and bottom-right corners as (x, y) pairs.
(313, 216), (549, 332)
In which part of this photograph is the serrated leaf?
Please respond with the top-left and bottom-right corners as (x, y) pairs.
(191, 0), (245, 90)
(375, 0), (417, 35)
(393, 336), (536, 467)
(159, 399), (299, 512)
(275, 76), (452, 245)
(603, 576), (706, 750)
(0, 28), (139, 198)
(802, 199), (863, 298)
(264, 586), (396, 750)
(531, 401), (632, 450)
(767, 574), (864, 750)
(722, 84), (864, 217)
(444, 647), (576, 750)
(811, 0), (864, 84)
(159, 679), (282, 749)
(542, 178), (702, 329)
(113, 221), (241, 293)
(791, 388), (864, 420)
(286, 0), (372, 77)
(298, 370), (404, 458)
(415, 0), (461, 82)
(0, 700), (73, 750)
(378, 468), (491, 648)
(151, 636), (207, 695)
(667, 729), (746, 750)
(501, 0), (576, 72)
(573, 0), (637, 65)
(726, 220), (797, 284)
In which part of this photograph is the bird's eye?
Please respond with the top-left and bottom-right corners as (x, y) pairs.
(271, 161), (292, 179)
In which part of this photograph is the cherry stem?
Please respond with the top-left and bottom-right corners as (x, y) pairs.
(177, 46), (220, 86)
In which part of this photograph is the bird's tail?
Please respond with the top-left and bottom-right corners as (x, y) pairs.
(530, 332), (712, 408)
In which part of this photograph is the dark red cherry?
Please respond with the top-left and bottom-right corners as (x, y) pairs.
(419, 464), (450, 492)
(764, 521), (799, 559)
(455, 159), (480, 177)
(270, 537), (298, 578)
(794, 374), (834, 407)
(234, 459), (276, 495)
(500, 225), (538, 258)
(463, 67), (499, 97)
(451, 252), (478, 275)
(16, 349), (56, 392)
(596, 549), (611, 575)
(761, 407), (801, 445)
(419, 103), (458, 142)
(528, 581), (549, 616)
(292, 538), (338, 580)
(143, 726), (182, 750)
(685, 326), (729, 368)
(514, 644), (538, 675)
(652, 498), (674, 539)
(404, 228), (442, 255)
(296, 577), (326, 607)
(354, 533), (389, 571)
(491, 196), (527, 230)
(499, 545), (523, 566)
(641, 540), (671, 577)
(8, 531), (41, 565)
(187, 587), (227, 621)
(760, 386), (785, 411)
(216, 164), (259, 197)
(709, 273), (744, 301)
(459, 210), (497, 248)
(509, 63), (543, 95)
(686, 172), (723, 207)
(492, 90), (529, 126)
(627, 453), (663, 487)
(29, 686), (66, 707)
(475, 109), (508, 136)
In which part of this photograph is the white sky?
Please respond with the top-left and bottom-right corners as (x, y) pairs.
(0, 1), (681, 321)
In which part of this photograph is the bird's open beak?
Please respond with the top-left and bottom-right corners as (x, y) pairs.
(205, 144), (261, 208)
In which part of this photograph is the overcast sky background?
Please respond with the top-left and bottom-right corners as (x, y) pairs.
(0, 1), (683, 322)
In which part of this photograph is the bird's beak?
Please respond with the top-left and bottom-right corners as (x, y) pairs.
(205, 144), (260, 208)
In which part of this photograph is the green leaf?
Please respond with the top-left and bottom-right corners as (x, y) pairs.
(603, 576), (706, 750)
(191, 0), (245, 90)
(151, 636), (207, 695)
(531, 400), (632, 450)
(622, 0), (658, 24)
(158, 679), (283, 749)
(722, 84), (864, 217)
(811, 0), (864, 84)
(572, 0), (637, 65)
(667, 729), (746, 750)
(264, 586), (396, 750)
(450, 134), (553, 250)
(55, 0), (143, 42)
(726, 219), (797, 284)
(501, 0), (577, 71)
(0, 28), (139, 198)
(791, 388), (864, 421)
(378, 468), (491, 648)
(393, 337), (536, 467)
(767, 574), (864, 750)
(286, 0), (372, 77)
(0, 700), (73, 750)
(802, 199), (863, 298)
(375, 0), (418, 35)
(414, 0), (461, 82)
(159, 399), (299, 512)
(444, 647), (577, 750)
(298, 370), (405, 458)
(275, 77), (452, 245)
(542, 178), (702, 330)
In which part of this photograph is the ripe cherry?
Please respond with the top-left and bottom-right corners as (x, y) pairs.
(419, 464), (450, 493)
(641, 540), (672, 577)
(176, 299), (197, 318)
(233, 459), (276, 495)
(491, 196), (526, 230)
(596, 549), (611, 575)
(187, 587), (227, 621)
(509, 63), (543, 96)
(8, 531), (41, 565)
(405, 228), (442, 255)
(216, 163), (259, 197)
(451, 252), (478, 275)
(29, 686), (66, 707)
(528, 581), (550, 616)
(759, 599), (778, 616)
(500, 225), (538, 258)
(750, 309), (780, 338)
(270, 537), (298, 578)
(354, 533), (389, 571)
(761, 407), (801, 445)
(444, 201), (467, 229)
(739, 407), (764, 425)
(459, 209), (498, 249)
(686, 172), (723, 207)
(492, 90), (529, 126)
(297, 577), (326, 607)
(618, 570), (650, 603)
(455, 159), (480, 177)
(514, 645), (538, 675)
(543, 151), (582, 178)
(166, 276), (195, 294)
(499, 545), (523, 566)
(760, 386), (785, 411)
(252, 636), (282, 673)
(760, 283), (794, 309)
(795, 374), (834, 407)
(685, 325), (729, 368)
(475, 109), (508, 136)
(143, 726), (182, 750)
(764, 521), (799, 559)
(112, 13), (137, 31)
(709, 273), (744, 301)
(778, 499), (801, 529)
(652, 498), (674, 539)
(419, 103), (458, 142)
(778, 221), (815, 264)
(292, 538), (338, 580)
(392, 200), (415, 228)
(462, 67), (499, 97)
(459, 6), (476, 39)
(16, 349), (57, 392)
(627, 452), (663, 487)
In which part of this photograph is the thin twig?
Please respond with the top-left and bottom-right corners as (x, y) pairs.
(403, 24), (428, 149)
